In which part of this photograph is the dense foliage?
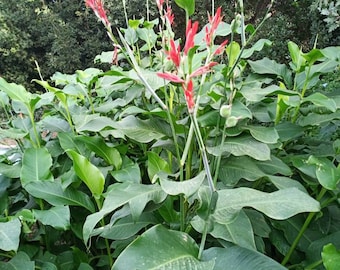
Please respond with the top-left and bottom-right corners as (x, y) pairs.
(1, 0), (340, 269)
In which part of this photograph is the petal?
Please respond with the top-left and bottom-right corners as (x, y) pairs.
(157, 72), (185, 83)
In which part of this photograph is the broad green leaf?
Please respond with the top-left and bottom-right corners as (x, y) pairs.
(24, 181), (95, 212)
(0, 77), (31, 104)
(33, 206), (70, 230)
(245, 209), (271, 238)
(230, 100), (252, 120)
(147, 152), (171, 183)
(321, 46), (340, 61)
(110, 161), (141, 184)
(302, 48), (324, 65)
(100, 213), (158, 240)
(288, 41), (306, 72)
(191, 210), (256, 250)
(303, 92), (337, 112)
(73, 114), (116, 132)
(243, 126), (279, 144)
(298, 111), (340, 126)
(256, 156), (292, 176)
(112, 225), (214, 270)
(78, 136), (122, 169)
(0, 163), (21, 178)
(20, 147), (53, 186)
(227, 41), (241, 68)
(0, 252), (34, 270)
(67, 150), (105, 196)
(275, 122), (304, 141)
(159, 171), (205, 198)
(242, 39), (272, 59)
(202, 247), (286, 270)
(322, 244), (340, 270)
(214, 187), (320, 222)
(248, 57), (292, 87)
(310, 60), (339, 76)
(41, 116), (71, 133)
(174, 0), (195, 16)
(266, 175), (307, 193)
(58, 132), (86, 154)
(0, 219), (21, 252)
(218, 156), (266, 186)
(307, 155), (340, 190)
(113, 115), (165, 143)
(83, 183), (167, 244)
(241, 85), (297, 103)
(207, 135), (271, 161)
(0, 127), (27, 140)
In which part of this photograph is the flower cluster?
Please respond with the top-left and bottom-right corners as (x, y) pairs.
(157, 7), (227, 113)
(85, 0), (110, 28)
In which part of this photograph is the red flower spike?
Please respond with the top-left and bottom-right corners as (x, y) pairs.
(157, 72), (185, 83)
(165, 7), (174, 25)
(184, 20), (199, 55)
(189, 62), (218, 78)
(182, 80), (195, 112)
(85, 0), (110, 28)
(205, 7), (223, 46)
(156, 0), (164, 11)
(166, 39), (181, 67)
(213, 39), (228, 55)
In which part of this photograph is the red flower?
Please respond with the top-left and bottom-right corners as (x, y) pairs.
(156, 0), (164, 11)
(189, 62), (218, 78)
(182, 80), (194, 112)
(85, 0), (110, 28)
(166, 40), (181, 67)
(213, 39), (228, 55)
(205, 7), (223, 46)
(165, 7), (174, 25)
(184, 20), (199, 55)
(157, 72), (185, 83)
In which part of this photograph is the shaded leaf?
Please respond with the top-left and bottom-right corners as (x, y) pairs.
(83, 183), (167, 244)
(0, 252), (34, 270)
(33, 206), (70, 230)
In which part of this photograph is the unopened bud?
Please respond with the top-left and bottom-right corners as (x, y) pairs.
(226, 116), (239, 127)
(220, 104), (232, 118)
(231, 14), (242, 33)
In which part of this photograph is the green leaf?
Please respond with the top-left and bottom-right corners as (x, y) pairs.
(20, 147), (53, 186)
(248, 57), (292, 87)
(0, 218), (21, 252)
(174, 0), (195, 16)
(58, 132), (86, 154)
(160, 171), (206, 198)
(67, 150), (105, 196)
(218, 156), (266, 186)
(303, 92), (337, 112)
(298, 111), (340, 127)
(230, 100), (252, 120)
(288, 41), (306, 72)
(110, 157), (141, 183)
(0, 163), (21, 178)
(78, 136), (122, 169)
(0, 77), (31, 104)
(113, 115), (165, 143)
(112, 225), (214, 270)
(33, 206), (70, 230)
(307, 156), (340, 190)
(275, 122), (304, 141)
(83, 183), (167, 244)
(0, 252), (35, 270)
(147, 152), (171, 183)
(243, 126), (279, 144)
(100, 213), (158, 240)
(322, 244), (340, 270)
(214, 187), (320, 221)
(73, 114), (116, 133)
(191, 210), (256, 250)
(302, 48), (324, 65)
(266, 175), (307, 193)
(202, 247), (286, 270)
(207, 135), (271, 161)
(25, 181), (95, 212)
(242, 39), (272, 59)
(227, 41), (241, 68)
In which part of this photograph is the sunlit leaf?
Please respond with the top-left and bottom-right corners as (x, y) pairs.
(33, 206), (70, 230)
(112, 225), (214, 270)
(0, 218), (21, 252)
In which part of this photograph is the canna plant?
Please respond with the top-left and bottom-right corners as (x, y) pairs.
(0, 0), (339, 269)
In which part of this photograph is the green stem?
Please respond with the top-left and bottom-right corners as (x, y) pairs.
(198, 221), (209, 259)
(27, 109), (40, 148)
(281, 187), (327, 266)
(95, 197), (113, 267)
